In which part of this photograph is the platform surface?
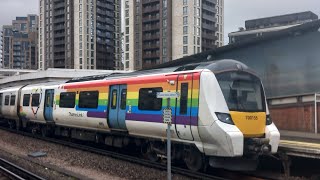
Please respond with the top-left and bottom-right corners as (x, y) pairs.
(279, 130), (320, 159)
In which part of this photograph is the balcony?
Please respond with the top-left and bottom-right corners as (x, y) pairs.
(54, 2), (65, 10)
(202, 13), (215, 21)
(55, 10), (65, 16)
(202, 22), (217, 31)
(142, 0), (159, 5)
(54, 33), (65, 38)
(54, 25), (65, 31)
(202, 32), (218, 41)
(143, 52), (160, 59)
(54, 39), (65, 45)
(54, 54), (65, 60)
(142, 15), (160, 23)
(143, 24), (160, 31)
(54, 17), (65, 24)
(143, 6), (160, 13)
(143, 43), (160, 50)
(54, 47), (65, 53)
(142, 34), (160, 41)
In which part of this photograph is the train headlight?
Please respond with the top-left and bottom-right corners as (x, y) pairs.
(266, 114), (272, 125)
(215, 112), (234, 125)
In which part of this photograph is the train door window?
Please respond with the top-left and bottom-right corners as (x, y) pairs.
(79, 91), (99, 109)
(120, 89), (127, 110)
(31, 94), (40, 107)
(138, 88), (163, 111)
(10, 95), (16, 106)
(60, 92), (76, 108)
(23, 94), (31, 106)
(180, 83), (189, 114)
(111, 90), (117, 109)
(4, 95), (9, 106)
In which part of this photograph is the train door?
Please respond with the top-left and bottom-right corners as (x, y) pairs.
(44, 89), (54, 121)
(108, 85), (127, 130)
(175, 73), (194, 141)
(0, 93), (2, 115)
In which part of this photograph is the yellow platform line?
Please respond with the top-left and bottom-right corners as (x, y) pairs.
(280, 140), (320, 149)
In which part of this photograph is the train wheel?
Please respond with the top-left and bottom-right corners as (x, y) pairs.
(184, 147), (204, 172)
(142, 143), (159, 162)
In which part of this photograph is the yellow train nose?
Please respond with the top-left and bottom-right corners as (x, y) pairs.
(230, 111), (266, 137)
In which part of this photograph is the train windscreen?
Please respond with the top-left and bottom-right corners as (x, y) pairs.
(215, 71), (265, 112)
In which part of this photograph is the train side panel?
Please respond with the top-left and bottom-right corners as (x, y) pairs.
(53, 82), (110, 131)
(0, 87), (21, 120)
(19, 85), (48, 124)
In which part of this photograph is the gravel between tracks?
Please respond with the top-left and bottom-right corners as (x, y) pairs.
(0, 129), (192, 180)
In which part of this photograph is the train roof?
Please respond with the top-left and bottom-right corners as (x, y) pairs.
(66, 59), (256, 83)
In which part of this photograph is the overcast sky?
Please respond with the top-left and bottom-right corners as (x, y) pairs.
(0, 0), (319, 44)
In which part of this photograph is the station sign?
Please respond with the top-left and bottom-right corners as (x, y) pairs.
(163, 108), (172, 124)
(157, 92), (180, 98)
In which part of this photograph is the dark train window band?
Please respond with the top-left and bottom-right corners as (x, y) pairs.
(138, 87), (163, 111)
(60, 92), (76, 108)
(10, 95), (16, 106)
(180, 83), (189, 114)
(23, 94), (30, 106)
(79, 91), (99, 109)
(31, 94), (40, 107)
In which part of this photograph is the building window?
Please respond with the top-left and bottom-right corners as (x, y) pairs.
(183, 46), (188, 54)
(183, 16), (188, 25)
(138, 88), (163, 111)
(183, 0), (188, 5)
(183, 36), (188, 44)
(31, 94), (40, 107)
(60, 92), (76, 108)
(23, 94), (30, 106)
(79, 91), (99, 109)
(10, 95), (16, 106)
(183, 7), (188, 15)
(183, 26), (188, 34)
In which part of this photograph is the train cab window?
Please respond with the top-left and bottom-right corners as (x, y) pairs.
(10, 95), (16, 106)
(111, 90), (117, 109)
(180, 83), (189, 114)
(138, 88), (163, 111)
(23, 94), (31, 106)
(79, 91), (99, 109)
(4, 96), (9, 106)
(31, 94), (40, 107)
(60, 92), (76, 108)
(120, 89), (127, 110)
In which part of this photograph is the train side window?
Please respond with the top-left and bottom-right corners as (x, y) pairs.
(31, 94), (40, 107)
(138, 88), (163, 111)
(120, 89), (127, 110)
(180, 83), (189, 114)
(111, 90), (117, 109)
(60, 92), (76, 108)
(10, 95), (16, 106)
(4, 95), (9, 106)
(23, 94), (31, 106)
(79, 91), (99, 109)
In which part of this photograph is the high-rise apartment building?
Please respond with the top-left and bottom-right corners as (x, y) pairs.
(1, 15), (38, 69)
(123, 0), (224, 70)
(39, 0), (122, 70)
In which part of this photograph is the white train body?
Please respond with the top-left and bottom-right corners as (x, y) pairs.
(0, 60), (280, 171)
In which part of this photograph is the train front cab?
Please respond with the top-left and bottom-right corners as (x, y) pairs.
(197, 60), (280, 171)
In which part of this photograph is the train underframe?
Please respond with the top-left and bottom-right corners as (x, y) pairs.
(2, 118), (270, 172)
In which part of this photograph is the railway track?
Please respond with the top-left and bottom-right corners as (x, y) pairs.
(0, 157), (45, 180)
(0, 125), (275, 180)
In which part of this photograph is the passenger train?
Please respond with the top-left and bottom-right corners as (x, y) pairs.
(0, 59), (280, 171)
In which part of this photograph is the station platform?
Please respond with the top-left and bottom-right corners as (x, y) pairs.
(279, 130), (320, 159)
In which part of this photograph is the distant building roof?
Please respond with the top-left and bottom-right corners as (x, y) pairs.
(245, 11), (318, 30)
(148, 19), (320, 70)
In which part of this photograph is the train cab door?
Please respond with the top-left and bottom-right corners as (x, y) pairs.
(175, 74), (194, 141)
(108, 85), (127, 130)
(44, 89), (54, 122)
(0, 93), (2, 115)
